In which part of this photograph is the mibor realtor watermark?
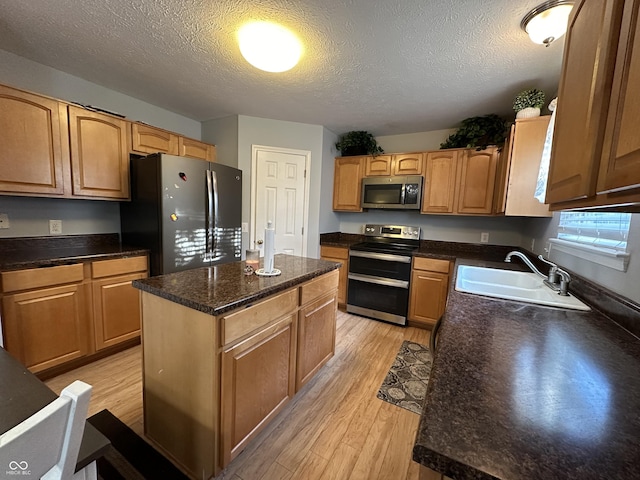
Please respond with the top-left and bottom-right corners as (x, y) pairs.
(5, 460), (31, 476)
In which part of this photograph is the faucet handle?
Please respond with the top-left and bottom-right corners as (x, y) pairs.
(537, 255), (556, 268)
(537, 255), (559, 283)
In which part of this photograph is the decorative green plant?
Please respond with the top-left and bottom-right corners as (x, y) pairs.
(513, 88), (545, 112)
(335, 131), (384, 156)
(440, 114), (510, 150)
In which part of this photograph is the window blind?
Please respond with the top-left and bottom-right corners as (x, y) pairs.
(558, 212), (631, 250)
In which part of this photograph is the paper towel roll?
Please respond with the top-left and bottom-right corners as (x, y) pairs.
(264, 220), (275, 274)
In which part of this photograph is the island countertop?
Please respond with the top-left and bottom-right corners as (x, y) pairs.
(133, 254), (340, 316)
(413, 258), (640, 480)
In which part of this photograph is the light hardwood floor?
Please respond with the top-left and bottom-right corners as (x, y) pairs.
(46, 310), (431, 480)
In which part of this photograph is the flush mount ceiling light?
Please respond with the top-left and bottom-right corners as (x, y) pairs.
(521, 0), (574, 47)
(238, 21), (302, 72)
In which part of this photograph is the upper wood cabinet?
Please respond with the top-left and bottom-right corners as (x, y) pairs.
(179, 136), (216, 162)
(393, 153), (423, 175)
(422, 150), (460, 213)
(547, 0), (640, 210)
(365, 155), (392, 176)
(0, 85), (68, 196)
(496, 117), (552, 217)
(333, 156), (365, 211)
(422, 148), (498, 215)
(131, 123), (178, 155)
(68, 105), (130, 199)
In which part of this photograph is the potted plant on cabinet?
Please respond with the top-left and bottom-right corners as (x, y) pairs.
(440, 114), (509, 150)
(335, 131), (384, 156)
(513, 88), (545, 118)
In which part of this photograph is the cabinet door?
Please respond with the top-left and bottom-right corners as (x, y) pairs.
(408, 270), (449, 327)
(220, 314), (296, 466)
(494, 125), (515, 215)
(598, 0), (640, 194)
(131, 123), (178, 155)
(178, 137), (216, 161)
(92, 271), (146, 350)
(365, 155), (392, 176)
(456, 148), (498, 214)
(393, 153), (423, 175)
(68, 106), (130, 199)
(547, 0), (625, 204)
(297, 292), (336, 390)
(422, 150), (459, 213)
(320, 247), (348, 306)
(0, 85), (67, 195)
(2, 284), (89, 373)
(333, 156), (365, 211)
(505, 118), (552, 217)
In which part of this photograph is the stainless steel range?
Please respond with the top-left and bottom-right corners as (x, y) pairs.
(347, 224), (420, 326)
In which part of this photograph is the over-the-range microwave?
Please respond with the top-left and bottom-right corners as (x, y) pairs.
(361, 175), (423, 209)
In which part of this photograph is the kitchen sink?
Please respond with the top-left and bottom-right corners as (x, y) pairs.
(455, 265), (591, 311)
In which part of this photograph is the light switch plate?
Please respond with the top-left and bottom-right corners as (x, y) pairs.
(242, 222), (249, 233)
(49, 219), (62, 235)
(0, 213), (9, 229)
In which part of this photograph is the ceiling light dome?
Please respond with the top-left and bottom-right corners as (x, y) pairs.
(238, 21), (302, 72)
(521, 1), (574, 47)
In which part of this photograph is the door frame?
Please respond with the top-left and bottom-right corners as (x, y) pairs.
(250, 144), (311, 257)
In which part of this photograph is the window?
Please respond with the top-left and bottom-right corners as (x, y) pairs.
(549, 212), (631, 271)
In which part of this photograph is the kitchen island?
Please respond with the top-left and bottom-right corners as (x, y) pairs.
(413, 258), (640, 480)
(133, 254), (340, 479)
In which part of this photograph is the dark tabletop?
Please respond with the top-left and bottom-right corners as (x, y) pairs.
(412, 258), (640, 480)
(133, 254), (341, 316)
(0, 348), (110, 472)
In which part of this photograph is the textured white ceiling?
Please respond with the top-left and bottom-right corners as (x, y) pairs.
(0, 0), (564, 135)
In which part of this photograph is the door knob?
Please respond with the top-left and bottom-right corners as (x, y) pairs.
(257, 239), (263, 245)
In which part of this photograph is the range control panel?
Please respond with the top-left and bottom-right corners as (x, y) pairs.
(363, 224), (420, 240)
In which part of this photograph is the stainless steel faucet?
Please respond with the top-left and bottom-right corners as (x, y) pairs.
(504, 251), (571, 296)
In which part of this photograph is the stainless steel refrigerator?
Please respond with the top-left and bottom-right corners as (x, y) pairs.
(120, 153), (242, 276)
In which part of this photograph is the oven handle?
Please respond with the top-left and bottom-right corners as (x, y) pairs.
(349, 250), (412, 263)
(348, 273), (409, 289)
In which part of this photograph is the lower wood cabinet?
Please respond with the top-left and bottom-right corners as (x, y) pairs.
(408, 257), (451, 328)
(0, 255), (148, 373)
(319, 245), (348, 306)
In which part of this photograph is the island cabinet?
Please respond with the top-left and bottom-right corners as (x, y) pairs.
(494, 117), (552, 217)
(1, 264), (90, 373)
(547, 0), (640, 211)
(422, 148), (498, 215)
(333, 156), (365, 211)
(140, 268), (339, 478)
(408, 257), (452, 328)
(0, 85), (68, 196)
(319, 245), (348, 306)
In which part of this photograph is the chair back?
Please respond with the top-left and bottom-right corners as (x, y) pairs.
(0, 380), (92, 479)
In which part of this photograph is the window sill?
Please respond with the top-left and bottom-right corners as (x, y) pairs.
(548, 238), (630, 272)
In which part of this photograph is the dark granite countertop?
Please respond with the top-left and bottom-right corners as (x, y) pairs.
(0, 347), (110, 472)
(0, 234), (148, 271)
(133, 254), (340, 316)
(413, 258), (640, 480)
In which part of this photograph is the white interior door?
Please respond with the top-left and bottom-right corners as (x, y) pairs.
(251, 145), (310, 257)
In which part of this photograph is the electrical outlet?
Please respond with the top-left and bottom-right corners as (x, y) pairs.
(0, 213), (9, 229)
(531, 238), (536, 251)
(480, 232), (489, 243)
(49, 219), (62, 235)
(242, 222), (249, 233)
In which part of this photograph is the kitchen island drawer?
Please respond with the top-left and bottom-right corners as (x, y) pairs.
(91, 255), (148, 278)
(221, 288), (298, 347)
(300, 269), (339, 306)
(413, 257), (451, 274)
(1, 263), (84, 293)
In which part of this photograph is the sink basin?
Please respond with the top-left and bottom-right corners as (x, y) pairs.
(455, 265), (591, 311)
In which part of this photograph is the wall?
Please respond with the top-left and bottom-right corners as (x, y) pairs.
(523, 214), (640, 304)
(375, 128), (456, 153)
(0, 49), (201, 238)
(201, 116), (239, 168)
(318, 127), (340, 234)
(236, 116), (327, 258)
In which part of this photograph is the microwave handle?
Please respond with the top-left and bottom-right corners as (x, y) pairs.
(400, 184), (406, 205)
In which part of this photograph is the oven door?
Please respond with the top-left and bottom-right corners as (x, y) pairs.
(348, 251), (412, 280)
(347, 274), (409, 325)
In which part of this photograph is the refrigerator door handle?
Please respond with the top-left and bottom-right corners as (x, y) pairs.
(210, 170), (219, 255)
(206, 170), (214, 257)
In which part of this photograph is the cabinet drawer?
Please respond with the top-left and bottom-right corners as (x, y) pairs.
(221, 288), (298, 346)
(92, 256), (148, 278)
(300, 270), (339, 306)
(320, 246), (349, 260)
(413, 257), (450, 274)
(1, 264), (84, 293)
